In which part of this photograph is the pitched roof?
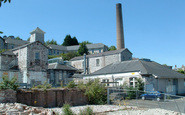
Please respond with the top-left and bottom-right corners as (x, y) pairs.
(66, 43), (106, 51)
(48, 63), (78, 71)
(30, 27), (46, 34)
(70, 48), (131, 61)
(12, 41), (48, 51)
(89, 59), (185, 78)
(0, 50), (15, 56)
(48, 44), (67, 50)
(4, 37), (29, 46)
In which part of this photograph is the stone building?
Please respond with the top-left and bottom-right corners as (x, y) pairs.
(70, 48), (132, 74)
(11, 41), (48, 85)
(48, 58), (79, 86)
(0, 27), (108, 56)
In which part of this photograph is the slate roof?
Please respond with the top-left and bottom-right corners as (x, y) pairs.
(70, 48), (131, 61)
(48, 44), (67, 50)
(88, 59), (185, 79)
(12, 41), (49, 51)
(0, 50), (15, 56)
(67, 43), (106, 51)
(4, 37), (29, 46)
(48, 63), (78, 71)
(30, 27), (46, 34)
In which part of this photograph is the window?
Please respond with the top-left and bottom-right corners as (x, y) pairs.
(57, 50), (60, 55)
(129, 77), (137, 88)
(49, 49), (52, 55)
(92, 49), (94, 54)
(35, 52), (40, 60)
(53, 50), (56, 54)
(102, 79), (109, 86)
(96, 59), (100, 66)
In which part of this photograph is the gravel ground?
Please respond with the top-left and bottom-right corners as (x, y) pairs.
(51, 105), (183, 115)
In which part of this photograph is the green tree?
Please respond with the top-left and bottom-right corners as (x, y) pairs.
(108, 46), (116, 51)
(45, 39), (58, 45)
(0, 31), (3, 34)
(78, 43), (88, 55)
(15, 36), (22, 40)
(62, 52), (79, 61)
(72, 37), (79, 45)
(62, 35), (79, 46)
(0, 49), (7, 53)
(79, 41), (92, 45)
(27, 37), (30, 41)
(0, 0), (11, 7)
(177, 69), (185, 74)
(62, 35), (73, 46)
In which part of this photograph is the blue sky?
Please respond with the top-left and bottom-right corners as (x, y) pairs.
(0, 0), (185, 68)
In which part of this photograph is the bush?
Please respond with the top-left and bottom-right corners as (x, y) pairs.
(32, 81), (52, 90)
(84, 79), (107, 105)
(80, 107), (94, 115)
(0, 76), (19, 90)
(63, 104), (74, 115)
(66, 81), (77, 88)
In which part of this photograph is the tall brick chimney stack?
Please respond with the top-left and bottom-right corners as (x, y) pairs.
(116, 3), (125, 50)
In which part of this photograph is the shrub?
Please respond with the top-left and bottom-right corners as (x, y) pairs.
(0, 76), (19, 90)
(32, 81), (52, 90)
(80, 107), (94, 115)
(66, 81), (76, 88)
(84, 79), (107, 105)
(63, 104), (74, 115)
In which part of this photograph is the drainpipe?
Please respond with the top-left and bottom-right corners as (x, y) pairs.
(84, 54), (86, 75)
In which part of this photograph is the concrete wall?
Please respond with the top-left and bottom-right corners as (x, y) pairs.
(84, 72), (141, 87)
(177, 78), (185, 94)
(17, 89), (88, 107)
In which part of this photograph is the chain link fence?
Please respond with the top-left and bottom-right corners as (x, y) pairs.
(107, 88), (185, 114)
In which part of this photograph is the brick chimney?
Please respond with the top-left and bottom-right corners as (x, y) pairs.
(116, 3), (125, 50)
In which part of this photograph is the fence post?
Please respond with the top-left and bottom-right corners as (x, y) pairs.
(107, 88), (110, 104)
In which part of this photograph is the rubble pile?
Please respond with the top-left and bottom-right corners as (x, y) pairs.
(0, 103), (55, 115)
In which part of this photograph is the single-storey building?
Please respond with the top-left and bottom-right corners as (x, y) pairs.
(83, 59), (185, 95)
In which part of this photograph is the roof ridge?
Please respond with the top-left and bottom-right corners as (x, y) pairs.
(138, 60), (149, 74)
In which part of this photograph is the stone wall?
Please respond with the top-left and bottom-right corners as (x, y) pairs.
(0, 89), (17, 103)
(17, 88), (88, 107)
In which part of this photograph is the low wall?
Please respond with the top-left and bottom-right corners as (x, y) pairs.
(16, 88), (88, 107)
(0, 89), (17, 103)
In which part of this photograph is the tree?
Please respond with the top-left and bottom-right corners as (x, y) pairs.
(177, 69), (185, 74)
(0, 0), (11, 7)
(62, 35), (79, 46)
(45, 39), (58, 45)
(62, 35), (73, 46)
(72, 37), (79, 45)
(15, 36), (22, 40)
(78, 43), (88, 55)
(108, 46), (116, 51)
(79, 41), (92, 45)
(0, 31), (3, 34)
(62, 52), (79, 61)
(27, 37), (30, 41)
